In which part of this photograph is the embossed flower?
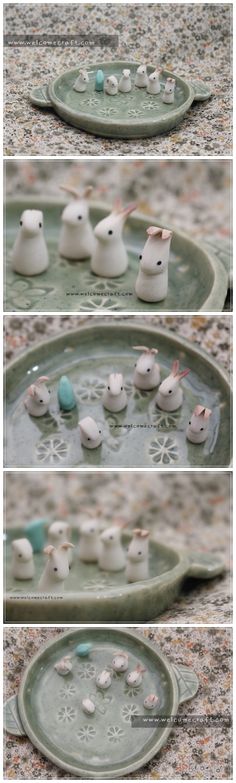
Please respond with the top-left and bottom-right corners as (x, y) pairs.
(107, 725), (125, 743)
(79, 296), (123, 311)
(80, 97), (99, 107)
(121, 704), (139, 723)
(98, 107), (118, 117)
(151, 410), (180, 430)
(77, 663), (96, 680)
(127, 108), (144, 117)
(124, 684), (142, 698)
(89, 690), (112, 714)
(57, 706), (76, 723)
(59, 684), (76, 699)
(84, 576), (114, 591)
(5, 279), (53, 311)
(77, 378), (105, 402)
(149, 436), (178, 464)
(142, 100), (157, 111)
(36, 436), (68, 465)
(77, 724), (96, 742)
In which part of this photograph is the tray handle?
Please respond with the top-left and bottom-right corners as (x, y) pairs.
(172, 663), (199, 704)
(188, 79), (212, 102)
(186, 552), (225, 580)
(30, 85), (52, 108)
(3, 695), (26, 737)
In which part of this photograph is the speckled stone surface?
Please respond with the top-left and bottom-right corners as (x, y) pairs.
(5, 471), (232, 624)
(4, 3), (232, 156)
(4, 626), (232, 779)
(4, 314), (232, 376)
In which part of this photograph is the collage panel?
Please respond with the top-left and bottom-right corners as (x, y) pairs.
(4, 159), (232, 314)
(3, 626), (232, 780)
(4, 470), (231, 625)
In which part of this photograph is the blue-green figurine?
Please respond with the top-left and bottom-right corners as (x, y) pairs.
(58, 375), (77, 412)
(95, 69), (104, 92)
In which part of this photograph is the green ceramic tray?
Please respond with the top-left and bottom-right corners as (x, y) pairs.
(4, 527), (224, 623)
(30, 60), (212, 139)
(4, 197), (229, 313)
(4, 628), (199, 778)
(4, 322), (232, 469)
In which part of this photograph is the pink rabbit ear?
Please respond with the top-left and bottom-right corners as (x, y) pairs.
(28, 384), (36, 397)
(60, 184), (81, 199)
(43, 545), (54, 556)
(112, 197), (123, 214)
(178, 368), (191, 380)
(60, 542), (75, 550)
(194, 405), (212, 419)
(120, 202), (137, 218)
(150, 348), (158, 355)
(83, 185), (93, 198)
(171, 359), (179, 376)
(133, 345), (149, 352)
(113, 517), (128, 529)
(162, 229), (172, 240)
(147, 226), (163, 237)
(37, 376), (49, 384)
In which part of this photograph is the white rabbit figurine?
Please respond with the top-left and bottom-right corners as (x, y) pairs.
(47, 521), (73, 565)
(78, 516), (101, 562)
(79, 416), (103, 449)
(99, 523), (126, 572)
(96, 670), (112, 689)
(135, 226), (173, 303)
(82, 698), (95, 715)
(102, 372), (127, 413)
(112, 652), (129, 672)
(91, 200), (137, 278)
(38, 542), (74, 592)
(73, 69), (89, 92)
(155, 360), (190, 412)
(135, 64), (148, 88)
(59, 185), (95, 260)
(126, 529), (150, 583)
(126, 664), (146, 687)
(11, 538), (35, 580)
(133, 346), (160, 390)
(54, 656), (73, 676)
(186, 405), (212, 444)
(11, 209), (49, 276)
(147, 69), (161, 95)
(24, 376), (51, 417)
(104, 75), (118, 95)
(144, 694), (159, 710)
(162, 77), (176, 104)
(119, 69), (132, 93)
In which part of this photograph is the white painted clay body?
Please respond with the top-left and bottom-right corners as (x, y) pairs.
(119, 69), (132, 92)
(126, 529), (150, 583)
(96, 670), (112, 689)
(135, 65), (148, 88)
(38, 542), (74, 592)
(162, 77), (175, 103)
(144, 694), (159, 710)
(79, 517), (101, 562)
(155, 360), (190, 412)
(73, 69), (89, 92)
(54, 655), (72, 676)
(104, 75), (118, 95)
(99, 525), (126, 572)
(135, 226), (172, 303)
(102, 373), (127, 413)
(91, 201), (136, 278)
(11, 538), (35, 580)
(126, 664), (146, 687)
(11, 210), (49, 276)
(82, 698), (95, 715)
(24, 376), (51, 417)
(186, 405), (212, 444)
(133, 346), (160, 390)
(112, 652), (129, 672)
(147, 69), (161, 95)
(48, 521), (73, 565)
(79, 416), (102, 449)
(59, 185), (95, 260)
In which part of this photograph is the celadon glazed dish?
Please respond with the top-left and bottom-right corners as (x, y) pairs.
(4, 628), (199, 778)
(30, 60), (212, 139)
(5, 198), (230, 313)
(4, 323), (232, 469)
(4, 528), (224, 623)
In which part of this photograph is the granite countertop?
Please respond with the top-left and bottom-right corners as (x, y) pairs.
(4, 626), (232, 779)
(4, 314), (232, 376)
(4, 3), (232, 156)
(5, 471), (232, 624)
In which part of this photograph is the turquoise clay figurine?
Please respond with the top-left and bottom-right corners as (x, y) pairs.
(24, 518), (47, 552)
(75, 642), (93, 658)
(95, 69), (104, 91)
(58, 376), (77, 412)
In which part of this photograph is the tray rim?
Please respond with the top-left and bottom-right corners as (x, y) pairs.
(17, 627), (180, 778)
(5, 195), (229, 313)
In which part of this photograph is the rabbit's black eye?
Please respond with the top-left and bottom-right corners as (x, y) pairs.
(147, 368), (150, 372)
(59, 530), (63, 534)
(39, 399), (43, 403)
(168, 390), (172, 394)
(139, 254), (142, 260)
(78, 215), (82, 220)
(189, 421), (191, 425)
(200, 427), (204, 431)
(18, 554), (22, 558)
(87, 437), (91, 441)
(39, 222), (42, 228)
(110, 536), (113, 540)
(99, 430), (102, 434)
(121, 386), (123, 390)
(157, 260), (162, 265)
(54, 567), (58, 572)
(108, 230), (113, 235)
(20, 220), (23, 226)
(107, 385), (110, 390)
(138, 551), (142, 555)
